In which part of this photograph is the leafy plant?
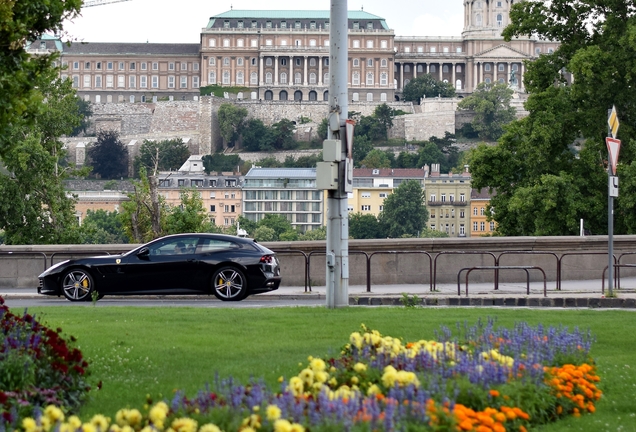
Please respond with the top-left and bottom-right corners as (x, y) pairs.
(400, 293), (421, 308)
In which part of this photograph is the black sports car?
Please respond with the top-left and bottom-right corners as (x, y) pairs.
(38, 234), (281, 302)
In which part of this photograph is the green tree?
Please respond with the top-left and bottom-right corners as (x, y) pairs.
(402, 74), (456, 102)
(457, 82), (516, 141)
(361, 149), (392, 168)
(253, 225), (276, 242)
(349, 213), (384, 239)
(352, 135), (374, 167)
(0, 1), (82, 156)
(202, 153), (242, 173)
(119, 167), (167, 242)
(135, 138), (191, 175)
(279, 230), (300, 241)
(299, 227), (327, 241)
(372, 103), (395, 140)
(218, 103), (248, 147)
(396, 151), (419, 168)
(317, 118), (329, 140)
(0, 76), (84, 244)
(88, 130), (128, 179)
(241, 118), (269, 151)
(79, 209), (127, 244)
(417, 143), (446, 170)
(70, 98), (92, 137)
(258, 214), (294, 240)
(378, 180), (428, 238)
(270, 119), (297, 150)
(467, 0), (636, 235)
(164, 189), (211, 234)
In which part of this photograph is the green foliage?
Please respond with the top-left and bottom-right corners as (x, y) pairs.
(199, 85), (250, 97)
(298, 227), (326, 241)
(373, 103), (395, 138)
(70, 98), (92, 137)
(360, 149), (392, 168)
(270, 119), (298, 150)
(352, 135), (374, 166)
(79, 209), (128, 244)
(317, 118), (329, 140)
(402, 74), (456, 102)
(457, 82), (516, 141)
(0, 0), (82, 156)
(241, 118), (269, 151)
(258, 214), (294, 240)
(469, 0), (636, 235)
(378, 180), (428, 238)
(349, 213), (384, 239)
(88, 130), (128, 179)
(202, 153), (242, 174)
(134, 138), (191, 176)
(164, 189), (212, 234)
(417, 142), (446, 169)
(253, 225), (276, 242)
(0, 77), (84, 245)
(400, 293), (421, 308)
(218, 103), (248, 147)
(119, 167), (167, 242)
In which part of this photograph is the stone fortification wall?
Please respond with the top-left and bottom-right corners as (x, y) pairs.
(149, 101), (200, 133)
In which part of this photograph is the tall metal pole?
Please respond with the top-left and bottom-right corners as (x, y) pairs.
(326, 0), (349, 308)
(607, 109), (614, 297)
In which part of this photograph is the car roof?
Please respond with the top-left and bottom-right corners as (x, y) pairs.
(155, 233), (255, 244)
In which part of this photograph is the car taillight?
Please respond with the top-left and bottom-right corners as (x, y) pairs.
(260, 255), (273, 264)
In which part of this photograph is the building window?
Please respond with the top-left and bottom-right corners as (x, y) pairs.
(151, 75), (158, 88)
(237, 39), (244, 48)
(366, 72), (374, 85)
(353, 58), (360, 67)
(251, 39), (258, 47)
(498, 63), (505, 71)
(208, 71), (216, 84)
(281, 58), (287, 66)
(168, 76), (175, 88)
(180, 76), (187, 88)
(309, 58), (316, 67)
(84, 62), (91, 70)
(117, 75), (125, 87)
(473, 222), (478, 231)
(95, 75), (102, 87)
(309, 39), (316, 47)
(223, 20), (230, 28)
(309, 72), (316, 84)
(265, 72), (272, 84)
(237, 71), (244, 85)
(294, 72), (301, 84)
(140, 76), (147, 88)
(361, 205), (371, 211)
(129, 75), (136, 88)
(250, 72), (258, 85)
(490, 222), (495, 231)
(366, 92), (373, 101)
(361, 192), (371, 198)
(352, 72), (360, 85)
(192, 76), (199, 88)
(353, 40), (360, 48)
(118, 61), (124, 70)
(430, 65), (436, 73)
(106, 75), (114, 88)
(237, 20), (244, 28)
(152, 62), (158, 70)
(266, 58), (273, 66)
(367, 58), (373, 67)
(294, 21), (301, 29)
(82, 75), (90, 88)
(223, 57), (230, 66)
(222, 71), (230, 85)
(480, 222), (486, 231)
(381, 40), (388, 48)
(366, 40), (374, 48)
(380, 92), (387, 101)
(481, 207), (486, 216)
(208, 38), (216, 47)
(73, 61), (79, 70)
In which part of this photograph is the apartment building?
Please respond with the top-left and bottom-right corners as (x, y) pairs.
(242, 167), (323, 232)
(470, 187), (496, 236)
(349, 168), (427, 216)
(425, 164), (472, 237)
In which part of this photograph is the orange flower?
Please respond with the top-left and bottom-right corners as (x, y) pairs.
(489, 390), (500, 398)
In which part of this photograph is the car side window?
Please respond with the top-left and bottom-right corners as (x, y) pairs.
(149, 238), (199, 255)
(198, 239), (239, 253)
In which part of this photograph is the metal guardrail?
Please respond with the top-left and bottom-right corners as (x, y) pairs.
(558, 252), (616, 290)
(433, 251), (497, 291)
(497, 251), (559, 290)
(458, 266), (547, 297)
(271, 249), (309, 292)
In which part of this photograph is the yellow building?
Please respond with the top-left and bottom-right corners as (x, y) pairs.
(470, 188), (496, 236)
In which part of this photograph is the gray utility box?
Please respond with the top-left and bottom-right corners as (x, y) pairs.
(316, 162), (339, 190)
(322, 139), (342, 162)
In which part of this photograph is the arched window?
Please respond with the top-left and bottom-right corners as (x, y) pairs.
(250, 72), (258, 85)
(496, 14), (503, 26)
(380, 72), (388, 86)
(309, 91), (317, 101)
(236, 71), (244, 85)
(209, 57), (216, 66)
(352, 72), (360, 85)
(353, 58), (360, 67)
(222, 71), (230, 84)
(484, 64), (491, 71)
(309, 72), (316, 84)
(208, 71), (216, 84)
(309, 58), (316, 67)
(237, 57), (244, 66)
(381, 59), (388, 67)
(430, 65), (437, 73)
(223, 57), (230, 66)
(266, 58), (273, 66)
(443, 65), (449, 73)
(455, 79), (462, 90)
(404, 65), (410, 73)
(324, 73), (329, 85)
(280, 72), (287, 84)
(323, 90), (329, 101)
(476, 14), (482, 26)
(366, 72), (374, 85)
(279, 90), (288, 100)
(294, 90), (303, 101)
(417, 65), (423, 73)
(352, 92), (359, 101)
(223, 39), (230, 47)
(295, 72), (301, 84)
(264, 90), (273, 100)
(366, 93), (373, 101)
(265, 72), (272, 84)
(404, 79), (410, 86)
(208, 38), (216, 47)
(237, 39), (244, 47)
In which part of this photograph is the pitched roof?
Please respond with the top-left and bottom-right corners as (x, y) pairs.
(353, 168), (426, 178)
(63, 42), (200, 56)
(211, 9), (385, 20)
(471, 188), (496, 199)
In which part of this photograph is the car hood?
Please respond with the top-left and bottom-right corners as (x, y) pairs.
(39, 254), (123, 277)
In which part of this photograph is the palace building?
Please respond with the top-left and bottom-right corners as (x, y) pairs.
(34, 2), (558, 105)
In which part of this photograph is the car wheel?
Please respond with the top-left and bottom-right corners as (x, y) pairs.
(61, 269), (95, 302)
(212, 267), (247, 301)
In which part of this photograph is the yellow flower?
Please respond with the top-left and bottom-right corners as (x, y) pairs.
(310, 358), (326, 372)
(367, 384), (381, 396)
(91, 414), (110, 432)
(198, 424), (222, 432)
(67, 416), (83, 430)
(108, 426), (121, 432)
(22, 418), (38, 432)
(299, 368), (314, 386)
(350, 376), (359, 385)
(314, 371), (328, 383)
(149, 402), (169, 426)
(382, 365), (398, 388)
(274, 419), (292, 432)
(266, 405), (282, 421)
(353, 362), (367, 373)
(44, 406), (65, 423)
(121, 426), (134, 432)
(241, 414), (261, 429)
(171, 418), (198, 432)
(82, 423), (97, 432)
(349, 332), (363, 349)
(41, 416), (52, 432)
(288, 376), (305, 396)
(290, 424), (305, 432)
(241, 428), (256, 432)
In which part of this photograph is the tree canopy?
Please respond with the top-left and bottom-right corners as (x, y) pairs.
(378, 180), (428, 238)
(457, 82), (517, 141)
(402, 74), (456, 102)
(134, 138), (191, 176)
(469, 0), (636, 235)
(218, 103), (248, 147)
(88, 130), (129, 179)
(0, 0), (81, 156)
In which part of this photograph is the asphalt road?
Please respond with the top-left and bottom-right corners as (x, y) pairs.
(3, 296), (325, 309)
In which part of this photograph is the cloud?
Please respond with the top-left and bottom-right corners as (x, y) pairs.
(407, 13), (464, 37)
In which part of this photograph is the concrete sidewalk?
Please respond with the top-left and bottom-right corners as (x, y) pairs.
(3, 278), (636, 308)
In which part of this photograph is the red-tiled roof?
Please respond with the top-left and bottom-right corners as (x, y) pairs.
(471, 188), (496, 199)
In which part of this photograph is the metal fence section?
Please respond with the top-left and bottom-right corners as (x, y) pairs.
(433, 251), (497, 291)
(458, 265), (547, 297)
(558, 252), (616, 290)
(271, 249), (309, 292)
(496, 251), (559, 290)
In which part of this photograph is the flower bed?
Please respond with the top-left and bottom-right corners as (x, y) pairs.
(20, 319), (600, 431)
(0, 296), (91, 428)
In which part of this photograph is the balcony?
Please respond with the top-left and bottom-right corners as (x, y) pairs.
(428, 201), (443, 206)
(451, 201), (468, 206)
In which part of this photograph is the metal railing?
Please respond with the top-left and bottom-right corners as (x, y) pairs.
(458, 266), (547, 297)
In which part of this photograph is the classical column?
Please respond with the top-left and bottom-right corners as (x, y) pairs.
(452, 62), (456, 89)
(399, 62), (404, 90)
(230, 57), (235, 86)
(413, 62), (417, 79)
(439, 63), (443, 81)
(274, 55), (279, 85)
(259, 55), (264, 85)
(289, 55), (294, 86)
(318, 56), (323, 85)
(479, 62), (484, 86)
(303, 55), (308, 85)
(424, 62), (428, 74)
(507, 61), (511, 85)
(473, 62), (478, 91)
(520, 62), (525, 91)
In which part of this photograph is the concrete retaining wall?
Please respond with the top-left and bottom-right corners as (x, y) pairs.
(2, 236), (635, 290)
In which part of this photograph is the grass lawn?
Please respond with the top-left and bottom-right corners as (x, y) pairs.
(26, 306), (636, 431)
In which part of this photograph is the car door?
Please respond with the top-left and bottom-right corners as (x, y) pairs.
(111, 236), (203, 294)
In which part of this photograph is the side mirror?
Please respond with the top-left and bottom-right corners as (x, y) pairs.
(137, 247), (150, 259)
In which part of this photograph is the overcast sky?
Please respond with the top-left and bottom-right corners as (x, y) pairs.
(62, 0), (464, 43)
